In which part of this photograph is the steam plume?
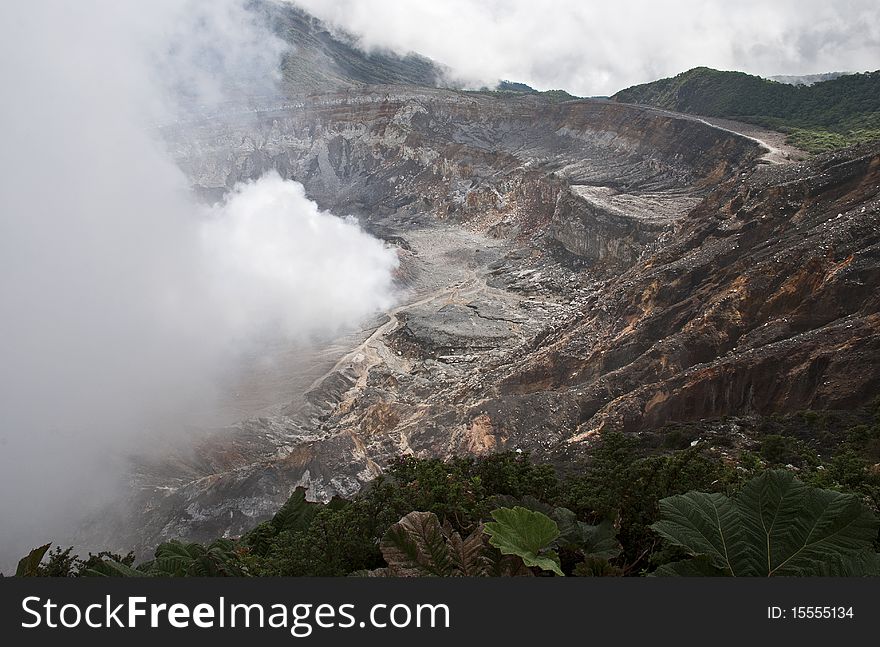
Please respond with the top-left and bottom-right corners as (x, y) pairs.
(0, 0), (398, 566)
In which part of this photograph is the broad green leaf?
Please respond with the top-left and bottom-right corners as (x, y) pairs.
(816, 550), (880, 576)
(651, 491), (750, 575)
(651, 556), (729, 577)
(16, 544), (51, 577)
(380, 511), (454, 576)
(554, 508), (622, 560)
(737, 470), (879, 576)
(520, 552), (563, 576)
(375, 512), (538, 577)
(444, 522), (488, 577)
(483, 552), (535, 577)
(579, 519), (623, 561)
(652, 470), (880, 577)
(485, 506), (563, 576)
(551, 507), (583, 547)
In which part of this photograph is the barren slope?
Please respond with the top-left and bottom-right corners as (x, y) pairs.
(95, 88), (879, 554)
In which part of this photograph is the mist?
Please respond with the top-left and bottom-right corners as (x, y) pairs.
(0, 1), (398, 566)
(291, 0), (880, 96)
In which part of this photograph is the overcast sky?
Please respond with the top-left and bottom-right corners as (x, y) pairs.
(292, 0), (880, 96)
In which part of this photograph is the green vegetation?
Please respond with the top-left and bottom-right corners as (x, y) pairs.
(465, 84), (580, 103)
(484, 506), (564, 575)
(365, 511), (491, 577)
(360, 505), (622, 577)
(652, 470), (880, 576)
(12, 404), (880, 577)
(496, 80), (537, 93)
(613, 67), (880, 153)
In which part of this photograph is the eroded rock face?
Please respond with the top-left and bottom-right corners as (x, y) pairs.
(167, 87), (758, 266)
(554, 146), (880, 437)
(107, 88), (879, 555)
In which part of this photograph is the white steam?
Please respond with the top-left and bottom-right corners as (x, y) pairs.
(200, 173), (398, 342)
(292, 0), (880, 96)
(0, 1), (397, 565)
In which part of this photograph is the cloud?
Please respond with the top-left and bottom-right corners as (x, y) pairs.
(0, 0), (397, 565)
(200, 173), (398, 342)
(291, 0), (880, 96)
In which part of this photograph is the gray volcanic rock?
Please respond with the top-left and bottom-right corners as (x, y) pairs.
(167, 87), (760, 271)
(100, 75), (880, 556)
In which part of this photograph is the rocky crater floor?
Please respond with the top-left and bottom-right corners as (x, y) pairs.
(99, 87), (880, 553)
